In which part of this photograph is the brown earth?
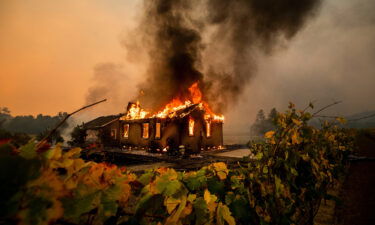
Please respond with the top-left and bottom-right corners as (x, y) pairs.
(335, 130), (375, 225)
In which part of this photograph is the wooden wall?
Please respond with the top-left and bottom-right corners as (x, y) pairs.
(106, 113), (223, 153)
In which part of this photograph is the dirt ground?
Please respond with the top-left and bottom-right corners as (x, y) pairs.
(211, 148), (251, 158)
(335, 131), (375, 225)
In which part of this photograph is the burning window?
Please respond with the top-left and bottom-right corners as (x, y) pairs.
(142, 123), (149, 139)
(206, 121), (211, 138)
(123, 124), (129, 138)
(155, 122), (161, 139)
(111, 129), (117, 139)
(188, 117), (195, 136)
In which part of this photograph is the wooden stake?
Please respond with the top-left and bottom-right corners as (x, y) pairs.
(37, 99), (107, 148)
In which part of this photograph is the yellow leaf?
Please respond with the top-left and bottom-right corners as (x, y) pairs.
(204, 189), (211, 203)
(165, 195), (187, 225)
(302, 154), (310, 161)
(180, 203), (193, 218)
(164, 197), (181, 214)
(209, 162), (228, 180)
(156, 167), (168, 174)
(46, 199), (64, 222)
(264, 131), (275, 139)
(255, 205), (271, 222)
(48, 146), (62, 160)
(187, 194), (197, 202)
(216, 202), (236, 225)
(119, 183), (132, 207)
(291, 131), (300, 144)
(336, 117), (347, 124)
(204, 189), (218, 213)
(292, 118), (302, 126)
(64, 147), (82, 158)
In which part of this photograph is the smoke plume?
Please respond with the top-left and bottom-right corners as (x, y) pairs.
(86, 63), (133, 115)
(135, 0), (322, 112)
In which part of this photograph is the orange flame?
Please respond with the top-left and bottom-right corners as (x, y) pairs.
(124, 101), (149, 120)
(188, 82), (202, 104)
(188, 117), (195, 136)
(122, 82), (224, 122)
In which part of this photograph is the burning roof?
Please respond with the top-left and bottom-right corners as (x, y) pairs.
(121, 82), (224, 122)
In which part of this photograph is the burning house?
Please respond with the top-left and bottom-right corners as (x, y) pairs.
(84, 82), (224, 154)
(81, 0), (320, 155)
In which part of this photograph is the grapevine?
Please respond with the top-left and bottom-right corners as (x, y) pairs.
(0, 103), (354, 225)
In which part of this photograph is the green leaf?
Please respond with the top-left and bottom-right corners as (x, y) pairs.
(193, 197), (209, 225)
(0, 150), (41, 219)
(275, 176), (282, 197)
(262, 166), (268, 174)
(225, 192), (235, 205)
(255, 152), (264, 160)
(99, 199), (118, 218)
(184, 169), (207, 191)
(19, 140), (37, 159)
(207, 177), (225, 197)
(290, 168), (298, 176)
(138, 172), (153, 185)
(163, 180), (183, 197)
(62, 191), (100, 221)
(216, 202), (236, 225)
(135, 192), (153, 214)
(230, 196), (251, 223)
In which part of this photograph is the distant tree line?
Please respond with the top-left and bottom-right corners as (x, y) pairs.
(0, 107), (68, 145)
(250, 106), (375, 137)
(250, 108), (278, 136)
(0, 107), (67, 134)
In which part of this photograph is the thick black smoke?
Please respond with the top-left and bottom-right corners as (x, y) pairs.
(136, 0), (204, 110)
(136, 0), (321, 112)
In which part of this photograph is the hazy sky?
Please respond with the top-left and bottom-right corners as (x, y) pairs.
(1, 0), (374, 132)
(225, 0), (375, 132)
(0, 0), (140, 116)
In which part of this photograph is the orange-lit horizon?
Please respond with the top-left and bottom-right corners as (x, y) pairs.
(1, 0), (375, 131)
(0, 0), (139, 116)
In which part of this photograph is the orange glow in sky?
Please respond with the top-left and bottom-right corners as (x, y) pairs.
(0, 0), (139, 116)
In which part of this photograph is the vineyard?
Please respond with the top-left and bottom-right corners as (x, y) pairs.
(0, 103), (354, 225)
